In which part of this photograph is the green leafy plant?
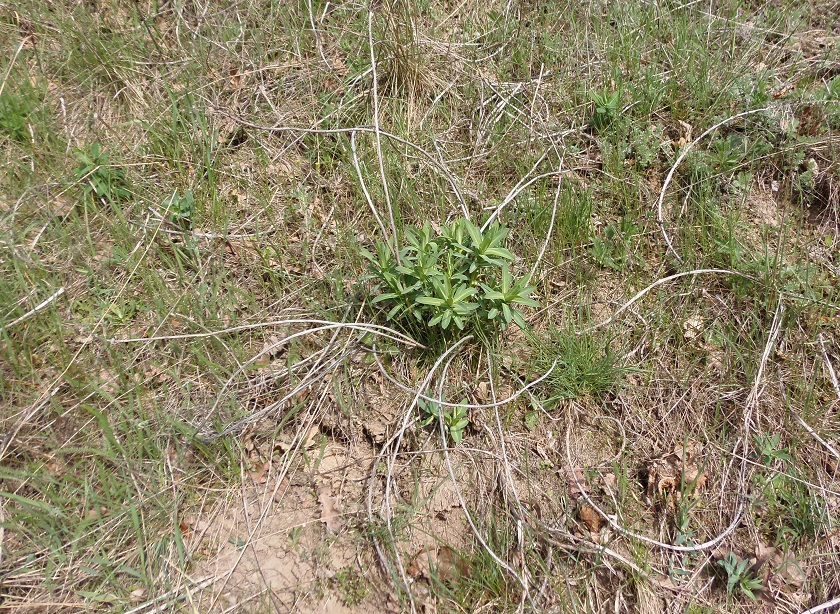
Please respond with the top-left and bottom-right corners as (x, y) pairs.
(590, 88), (622, 132)
(418, 398), (470, 444)
(589, 218), (638, 270)
(717, 552), (764, 600)
(362, 218), (538, 343)
(164, 189), (194, 230)
(754, 433), (792, 466)
(74, 142), (131, 207)
(0, 89), (38, 142)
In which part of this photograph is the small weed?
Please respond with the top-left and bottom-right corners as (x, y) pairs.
(418, 398), (470, 444)
(589, 88), (622, 132)
(717, 552), (764, 601)
(530, 325), (626, 402)
(362, 218), (538, 344)
(164, 190), (195, 230)
(589, 218), (638, 271)
(0, 88), (38, 142)
(333, 567), (368, 607)
(754, 433), (792, 466)
(74, 142), (131, 208)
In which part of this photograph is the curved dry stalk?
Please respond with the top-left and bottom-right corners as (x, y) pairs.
(433, 349), (534, 606)
(206, 322), (412, 422)
(373, 345), (559, 409)
(818, 333), (840, 402)
(209, 382), (339, 611)
(788, 407), (840, 460)
(801, 596), (840, 614)
(220, 115), (467, 218)
(482, 149), (550, 231)
(350, 130), (390, 245)
(528, 158), (564, 283)
(368, 10), (400, 261)
(656, 107), (769, 262)
(366, 337), (472, 613)
(565, 298), (784, 554)
(1, 286), (64, 331)
(578, 269), (755, 334)
(110, 318), (421, 347)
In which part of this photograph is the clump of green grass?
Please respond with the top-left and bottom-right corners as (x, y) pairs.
(529, 324), (627, 403)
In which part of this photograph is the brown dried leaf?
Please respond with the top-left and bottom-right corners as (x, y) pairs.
(770, 550), (806, 589)
(228, 66), (243, 89)
(249, 460), (270, 485)
(317, 485), (342, 534)
(407, 547), (468, 583)
(602, 472), (617, 494)
(578, 504), (601, 533)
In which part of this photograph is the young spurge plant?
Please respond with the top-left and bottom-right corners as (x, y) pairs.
(362, 218), (538, 342)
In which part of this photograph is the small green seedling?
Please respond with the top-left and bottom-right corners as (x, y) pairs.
(362, 218), (538, 343)
(164, 189), (194, 230)
(74, 142), (131, 208)
(718, 552), (764, 600)
(589, 218), (637, 270)
(754, 433), (792, 466)
(418, 398), (470, 444)
(589, 88), (622, 132)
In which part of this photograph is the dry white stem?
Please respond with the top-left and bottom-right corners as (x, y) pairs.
(434, 349), (533, 604)
(123, 575), (218, 614)
(579, 269), (753, 333)
(528, 158), (564, 283)
(2, 286), (65, 331)
(0, 36), (28, 99)
(818, 333), (840, 402)
(373, 345), (558, 409)
(565, 298), (783, 553)
(110, 318), (420, 348)
(789, 408), (840, 460)
(656, 107), (769, 262)
(223, 114), (467, 210)
(367, 337), (473, 613)
(801, 596), (840, 614)
(306, 0), (330, 69)
(482, 149), (550, 231)
(350, 130), (390, 244)
(368, 11), (400, 261)
(310, 203), (335, 274)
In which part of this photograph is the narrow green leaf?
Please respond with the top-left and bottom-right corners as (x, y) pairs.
(0, 491), (67, 518)
(416, 296), (446, 306)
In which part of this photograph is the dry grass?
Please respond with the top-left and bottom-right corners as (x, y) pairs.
(1, 0), (839, 612)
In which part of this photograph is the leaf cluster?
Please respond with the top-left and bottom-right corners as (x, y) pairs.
(164, 189), (194, 230)
(362, 218), (538, 342)
(418, 399), (470, 444)
(590, 88), (622, 132)
(717, 552), (764, 601)
(74, 142), (131, 207)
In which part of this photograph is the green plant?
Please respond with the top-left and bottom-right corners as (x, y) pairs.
(589, 218), (638, 270)
(164, 190), (195, 230)
(0, 89), (37, 142)
(418, 398), (470, 444)
(362, 218), (538, 342)
(529, 325), (626, 402)
(717, 552), (764, 600)
(74, 142), (131, 207)
(754, 433), (792, 466)
(333, 567), (368, 606)
(589, 88), (622, 132)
